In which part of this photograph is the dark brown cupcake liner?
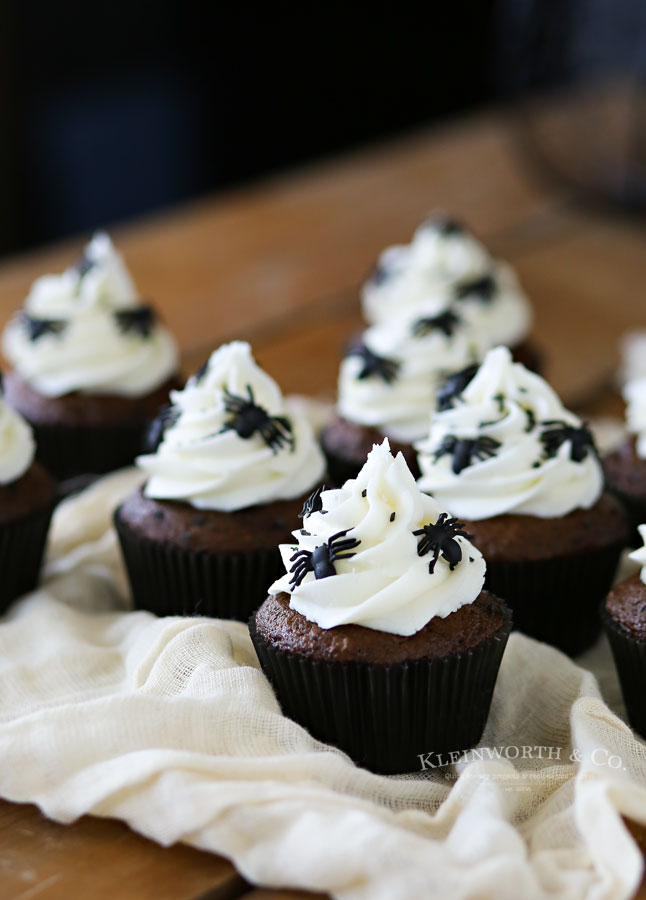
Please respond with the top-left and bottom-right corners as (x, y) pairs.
(483, 542), (625, 657)
(28, 421), (151, 481)
(601, 605), (646, 739)
(604, 488), (645, 548)
(0, 502), (55, 613)
(249, 603), (512, 775)
(114, 508), (286, 621)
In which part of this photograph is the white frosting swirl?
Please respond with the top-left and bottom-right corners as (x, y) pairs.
(337, 308), (480, 443)
(623, 377), (646, 459)
(269, 440), (486, 635)
(0, 389), (35, 484)
(361, 216), (532, 350)
(416, 346), (603, 520)
(138, 341), (326, 511)
(2, 233), (178, 397)
(629, 525), (646, 585)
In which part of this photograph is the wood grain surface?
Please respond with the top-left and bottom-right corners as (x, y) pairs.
(0, 108), (645, 899)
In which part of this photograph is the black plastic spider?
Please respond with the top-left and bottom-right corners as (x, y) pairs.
(432, 434), (501, 474)
(21, 313), (66, 342)
(219, 385), (294, 453)
(540, 420), (597, 463)
(423, 213), (464, 236)
(412, 310), (461, 338)
(436, 363), (479, 411)
(454, 273), (497, 305)
(289, 529), (361, 588)
(348, 342), (400, 384)
(299, 484), (327, 519)
(413, 513), (472, 574)
(145, 404), (180, 452)
(114, 306), (156, 338)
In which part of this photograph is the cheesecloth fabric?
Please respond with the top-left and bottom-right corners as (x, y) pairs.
(1, 467), (645, 900)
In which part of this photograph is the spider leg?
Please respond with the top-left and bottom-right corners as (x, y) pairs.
(289, 548), (310, 563)
(427, 546), (440, 574)
(415, 535), (430, 557)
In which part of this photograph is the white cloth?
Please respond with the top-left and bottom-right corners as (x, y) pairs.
(1, 468), (646, 900)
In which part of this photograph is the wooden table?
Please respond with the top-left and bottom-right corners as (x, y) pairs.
(0, 107), (645, 899)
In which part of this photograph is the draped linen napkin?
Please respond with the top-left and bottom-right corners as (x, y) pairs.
(1, 468), (646, 900)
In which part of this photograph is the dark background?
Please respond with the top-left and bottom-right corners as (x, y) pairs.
(1, 1), (644, 258)
(0, 1), (499, 258)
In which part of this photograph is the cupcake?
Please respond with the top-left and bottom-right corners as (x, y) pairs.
(115, 341), (326, 621)
(321, 310), (480, 484)
(0, 376), (56, 612)
(321, 214), (540, 485)
(604, 376), (646, 542)
(361, 213), (539, 370)
(602, 526), (646, 737)
(416, 346), (629, 655)
(250, 440), (511, 774)
(2, 233), (180, 480)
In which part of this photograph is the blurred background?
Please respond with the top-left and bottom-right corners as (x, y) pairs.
(0, 0), (644, 259)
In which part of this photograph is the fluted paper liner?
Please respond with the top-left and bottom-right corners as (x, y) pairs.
(115, 508), (286, 621)
(249, 603), (512, 775)
(30, 421), (148, 480)
(602, 604), (646, 739)
(0, 503), (55, 613)
(483, 542), (625, 657)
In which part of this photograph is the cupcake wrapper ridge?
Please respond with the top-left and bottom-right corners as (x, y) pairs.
(30, 421), (151, 481)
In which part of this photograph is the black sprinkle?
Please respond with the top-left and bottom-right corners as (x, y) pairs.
(390, 511), (396, 522)
(469, 557), (474, 563)
(524, 407), (536, 433)
(362, 489), (367, 497)
(493, 393), (505, 413)
(532, 461), (541, 468)
(371, 263), (390, 286)
(424, 213), (464, 236)
(519, 387), (528, 393)
(300, 529), (310, 536)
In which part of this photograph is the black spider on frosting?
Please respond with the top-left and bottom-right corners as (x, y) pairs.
(412, 310), (462, 338)
(454, 273), (497, 305)
(413, 513), (472, 574)
(423, 213), (465, 237)
(145, 403), (180, 452)
(114, 305), (156, 338)
(21, 312), (67, 342)
(299, 484), (327, 519)
(432, 434), (501, 474)
(539, 420), (597, 463)
(289, 529), (361, 588)
(348, 342), (400, 384)
(219, 384), (294, 453)
(436, 363), (479, 411)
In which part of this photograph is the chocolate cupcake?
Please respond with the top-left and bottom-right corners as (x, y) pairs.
(361, 213), (538, 364)
(115, 341), (326, 621)
(0, 381), (56, 612)
(602, 527), (646, 737)
(2, 233), (180, 480)
(604, 377), (646, 542)
(250, 440), (512, 774)
(416, 346), (629, 656)
(321, 214), (540, 485)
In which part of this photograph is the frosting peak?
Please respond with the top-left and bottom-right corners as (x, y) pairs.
(269, 439), (486, 635)
(2, 233), (178, 397)
(137, 341), (325, 511)
(0, 381), (34, 484)
(623, 377), (646, 459)
(416, 346), (603, 519)
(360, 214), (532, 350)
(629, 525), (646, 585)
